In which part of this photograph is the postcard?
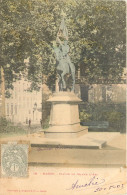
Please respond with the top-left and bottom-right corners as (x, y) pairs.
(0, 0), (126, 194)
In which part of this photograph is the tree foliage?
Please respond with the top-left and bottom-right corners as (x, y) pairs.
(0, 0), (126, 91)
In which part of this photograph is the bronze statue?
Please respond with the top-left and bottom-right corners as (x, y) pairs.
(53, 18), (75, 91)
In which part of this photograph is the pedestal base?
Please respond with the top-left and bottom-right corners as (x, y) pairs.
(44, 92), (88, 138)
(44, 126), (88, 138)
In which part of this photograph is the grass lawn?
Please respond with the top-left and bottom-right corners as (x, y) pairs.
(0, 131), (27, 138)
(0, 125), (27, 138)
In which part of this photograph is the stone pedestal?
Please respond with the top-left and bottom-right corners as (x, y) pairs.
(44, 92), (88, 138)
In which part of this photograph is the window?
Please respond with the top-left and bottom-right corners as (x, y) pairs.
(11, 104), (13, 115)
(15, 105), (17, 114)
(15, 90), (17, 98)
(7, 104), (9, 115)
(106, 85), (112, 102)
(102, 86), (106, 102)
(80, 86), (89, 102)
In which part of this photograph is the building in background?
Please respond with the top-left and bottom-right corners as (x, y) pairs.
(75, 68), (126, 103)
(5, 77), (42, 124)
(88, 83), (126, 103)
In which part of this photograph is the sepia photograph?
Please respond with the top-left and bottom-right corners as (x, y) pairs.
(0, 0), (126, 194)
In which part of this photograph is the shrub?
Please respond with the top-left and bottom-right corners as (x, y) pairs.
(0, 117), (26, 135)
(0, 117), (9, 132)
(79, 110), (91, 122)
(79, 102), (126, 132)
(43, 116), (50, 129)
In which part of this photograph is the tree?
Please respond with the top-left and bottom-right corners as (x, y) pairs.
(0, 0), (33, 91)
(0, 0), (126, 92)
(66, 0), (126, 84)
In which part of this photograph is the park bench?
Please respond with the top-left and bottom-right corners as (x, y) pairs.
(80, 121), (109, 131)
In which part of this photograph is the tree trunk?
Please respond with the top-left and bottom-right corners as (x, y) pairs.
(0, 66), (6, 117)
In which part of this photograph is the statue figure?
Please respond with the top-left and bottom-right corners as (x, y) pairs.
(53, 18), (75, 91)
